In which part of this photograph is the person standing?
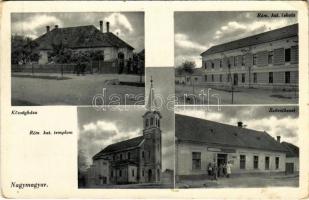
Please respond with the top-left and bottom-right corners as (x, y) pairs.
(213, 162), (218, 180)
(207, 163), (212, 177)
(226, 161), (232, 178)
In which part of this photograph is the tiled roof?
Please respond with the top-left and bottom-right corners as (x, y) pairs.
(34, 25), (134, 50)
(176, 114), (287, 152)
(201, 24), (298, 56)
(93, 136), (144, 160)
(281, 142), (299, 157)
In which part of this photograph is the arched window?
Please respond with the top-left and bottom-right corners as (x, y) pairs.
(158, 120), (160, 128)
(146, 119), (149, 127)
(150, 117), (154, 126)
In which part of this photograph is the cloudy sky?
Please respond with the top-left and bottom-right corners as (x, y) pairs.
(175, 11), (298, 67)
(176, 106), (299, 146)
(11, 12), (144, 52)
(78, 67), (174, 171)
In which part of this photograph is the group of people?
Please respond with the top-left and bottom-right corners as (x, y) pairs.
(207, 161), (232, 180)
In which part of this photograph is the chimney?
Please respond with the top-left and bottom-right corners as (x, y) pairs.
(106, 21), (110, 33)
(46, 26), (50, 33)
(99, 20), (103, 32)
(55, 25), (59, 29)
(276, 136), (281, 143)
(237, 121), (243, 128)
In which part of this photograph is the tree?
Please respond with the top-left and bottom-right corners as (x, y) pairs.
(182, 60), (196, 74)
(50, 42), (73, 64)
(176, 60), (196, 75)
(11, 35), (40, 64)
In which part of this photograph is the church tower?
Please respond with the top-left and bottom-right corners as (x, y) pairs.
(142, 77), (162, 183)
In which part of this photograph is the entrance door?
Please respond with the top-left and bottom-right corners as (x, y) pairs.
(286, 163), (294, 174)
(217, 154), (227, 177)
(217, 154), (227, 166)
(148, 169), (152, 182)
(233, 74), (238, 85)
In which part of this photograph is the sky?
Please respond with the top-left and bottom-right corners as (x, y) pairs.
(11, 12), (144, 53)
(176, 106), (299, 146)
(174, 11), (298, 67)
(78, 67), (174, 171)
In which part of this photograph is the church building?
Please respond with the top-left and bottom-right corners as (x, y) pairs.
(87, 79), (162, 185)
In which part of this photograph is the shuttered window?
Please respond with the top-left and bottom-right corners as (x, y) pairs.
(240, 155), (246, 169)
(285, 48), (291, 62)
(275, 157), (280, 169)
(192, 152), (201, 170)
(254, 156), (259, 169)
(265, 156), (270, 170)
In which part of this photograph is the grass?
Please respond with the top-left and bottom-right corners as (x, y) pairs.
(12, 74), (72, 80)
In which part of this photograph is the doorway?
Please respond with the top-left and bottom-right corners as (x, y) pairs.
(233, 74), (238, 85)
(217, 154), (227, 177)
(148, 169), (152, 182)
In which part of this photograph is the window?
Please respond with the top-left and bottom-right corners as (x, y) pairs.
(113, 155), (115, 160)
(192, 152), (201, 170)
(158, 120), (160, 128)
(285, 48), (291, 62)
(150, 117), (154, 126)
(132, 169), (135, 177)
(253, 73), (257, 83)
(220, 74), (222, 82)
(211, 62), (214, 69)
(268, 51), (273, 64)
(275, 157), (279, 169)
(240, 155), (246, 169)
(211, 75), (214, 82)
(253, 54), (257, 65)
(269, 72), (273, 83)
(285, 71), (290, 84)
(142, 169), (144, 176)
(128, 152), (131, 160)
(219, 60), (222, 68)
(142, 151), (145, 159)
(120, 153), (123, 160)
(254, 156), (259, 169)
(195, 77), (198, 81)
(146, 119), (149, 127)
(111, 170), (114, 177)
(265, 156), (270, 170)
(204, 62), (207, 69)
(242, 55), (245, 66)
(204, 75), (207, 82)
(227, 74), (231, 82)
(119, 169), (122, 177)
(242, 73), (245, 83)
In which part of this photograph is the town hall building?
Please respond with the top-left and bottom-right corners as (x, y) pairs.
(175, 114), (297, 179)
(200, 24), (298, 90)
(86, 79), (162, 186)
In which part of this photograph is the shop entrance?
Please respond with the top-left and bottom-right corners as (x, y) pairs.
(217, 153), (227, 166)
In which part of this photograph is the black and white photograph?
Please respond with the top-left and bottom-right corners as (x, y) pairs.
(11, 12), (145, 106)
(78, 67), (174, 188)
(175, 106), (299, 188)
(175, 11), (298, 105)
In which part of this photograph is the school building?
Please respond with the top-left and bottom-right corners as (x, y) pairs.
(200, 24), (298, 90)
